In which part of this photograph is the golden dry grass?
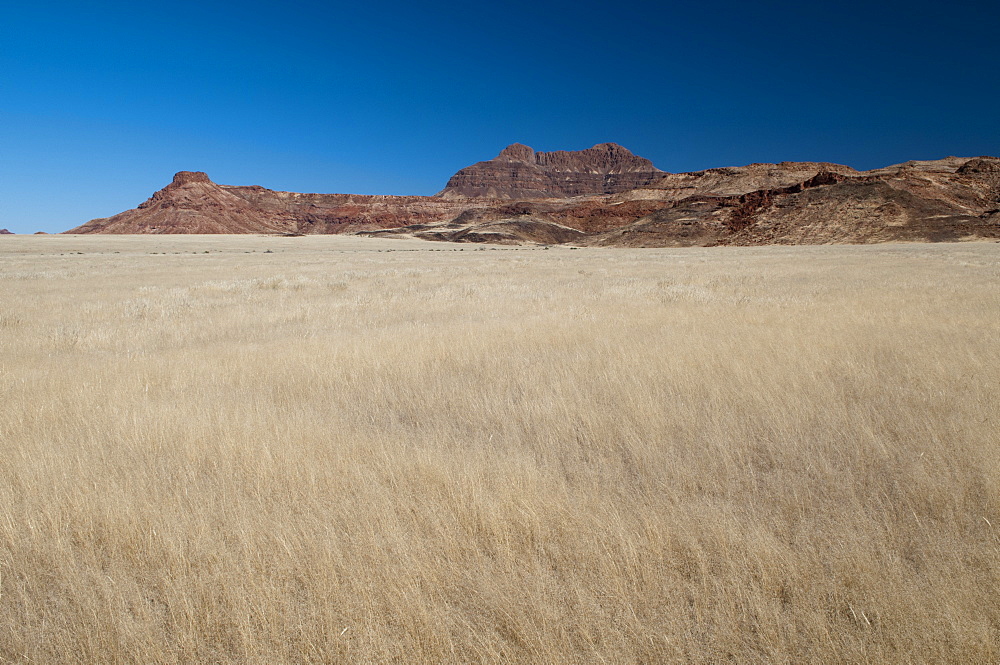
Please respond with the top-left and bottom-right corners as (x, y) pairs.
(1, 235), (998, 663)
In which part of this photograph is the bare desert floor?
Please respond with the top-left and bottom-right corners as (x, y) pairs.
(1, 235), (998, 663)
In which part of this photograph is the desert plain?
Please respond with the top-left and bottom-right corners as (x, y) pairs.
(1, 234), (998, 663)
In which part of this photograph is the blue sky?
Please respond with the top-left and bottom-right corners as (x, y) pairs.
(1, 0), (998, 233)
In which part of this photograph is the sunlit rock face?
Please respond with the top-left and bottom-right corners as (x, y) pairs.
(437, 142), (665, 199)
(65, 150), (1000, 247)
(67, 172), (479, 235)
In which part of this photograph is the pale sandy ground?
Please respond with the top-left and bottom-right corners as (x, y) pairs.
(1, 235), (998, 663)
(1, 233), (451, 255)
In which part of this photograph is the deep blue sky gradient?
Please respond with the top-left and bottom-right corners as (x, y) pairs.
(2, 0), (998, 233)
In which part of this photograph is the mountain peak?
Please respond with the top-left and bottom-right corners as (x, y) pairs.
(172, 171), (212, 185)
(495, 143), (536, 163)
(441, 142), (663, 199)
(591, 142), (631, 153)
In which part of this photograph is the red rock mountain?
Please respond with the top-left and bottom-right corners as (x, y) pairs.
(70, 171), (482, 235)
(65, 146), (1000, 246)
(437, 143), (665, 199)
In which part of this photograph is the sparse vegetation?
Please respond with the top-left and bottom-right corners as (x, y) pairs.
(1, 235), (997, 663)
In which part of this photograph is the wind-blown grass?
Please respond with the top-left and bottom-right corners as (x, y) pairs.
(1, 236), (997, 663)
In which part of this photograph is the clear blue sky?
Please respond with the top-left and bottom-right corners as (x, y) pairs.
(2, 0), (998, 233)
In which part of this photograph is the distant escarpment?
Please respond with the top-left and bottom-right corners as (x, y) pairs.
(66, 145), (1000, 246)
(437, 142), (665, 199)
(68, 171), (480, 235)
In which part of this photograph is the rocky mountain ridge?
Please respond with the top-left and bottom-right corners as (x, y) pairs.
(65, 144), (1000, 246)
(438, 143), (665, 199)
(73, 171), (481, 235)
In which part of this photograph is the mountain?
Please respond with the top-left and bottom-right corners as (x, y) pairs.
(68, 171), (483, 235)
(437, 143), (665, 199)
(585, 157), (1000, 247)
(65, 146), (1000, 246)
(0, 229), (13, 235)
(365, 156), (1000, 245)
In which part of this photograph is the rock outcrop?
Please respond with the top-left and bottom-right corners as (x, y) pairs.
(0, 229), (13, 235)
(67, 171), (484, 235)
(378, 157), (1000, 246)
(584, 157), (1000, 247)
(437, 143), (664, 199)
(65, 148), (1000, 246)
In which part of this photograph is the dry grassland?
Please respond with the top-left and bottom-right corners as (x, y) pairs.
(1, 235), (998, 663)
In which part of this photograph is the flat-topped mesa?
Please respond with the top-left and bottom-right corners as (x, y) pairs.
(66, 170), (478, 235)
(438, 142), (665, 199)
(71, 169), (303, 234)
(172, 170), (213, 185)
(135, 171), (223, 211)
(495, 143), (536, 163)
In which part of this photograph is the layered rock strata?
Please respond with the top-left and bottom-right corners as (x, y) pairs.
(65, 148), (1000, 246)
(437, 143), (665, 199)
(69, 171), (487, 235)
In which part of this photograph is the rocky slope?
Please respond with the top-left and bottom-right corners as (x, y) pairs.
(0, 229), (13, 235)
(69, 171), (486, 235)
(438, 143), (665, 199)
(65, 146), (1000, 246)
(366, 157), (999, 245)
(585, 157), (1000, 247)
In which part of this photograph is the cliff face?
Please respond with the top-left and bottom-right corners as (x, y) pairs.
(437, 143), (665, 199)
